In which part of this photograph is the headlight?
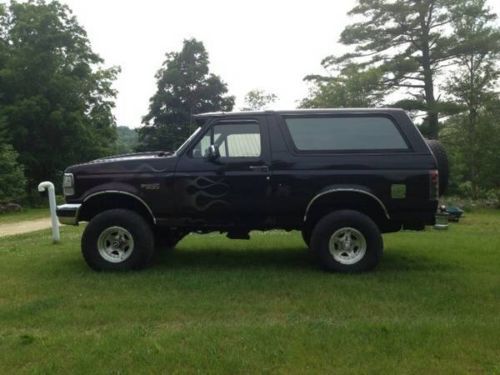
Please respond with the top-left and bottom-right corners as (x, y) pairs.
(63, 173), (75, 196)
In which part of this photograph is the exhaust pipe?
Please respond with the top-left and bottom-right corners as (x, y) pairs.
(37, 181), (60, 243)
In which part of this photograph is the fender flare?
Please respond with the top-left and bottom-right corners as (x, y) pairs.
(303, 187), (390, 222)
(81, 190), (156, 224)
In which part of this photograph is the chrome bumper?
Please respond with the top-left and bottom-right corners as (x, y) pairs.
(56, 204), (81, 225)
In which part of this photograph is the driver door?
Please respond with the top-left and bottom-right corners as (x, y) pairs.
(174, 117), (272, 227)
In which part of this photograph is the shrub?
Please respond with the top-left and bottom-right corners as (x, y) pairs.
(441, 194), (499, 211)
(0, 144), (26, 203)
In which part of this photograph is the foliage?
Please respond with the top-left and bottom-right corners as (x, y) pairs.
(441, 193), (500, 211)
(301, 64), (385, 108)
(441, 99), (500, 197)
(138, 39), (234, 151)
(114, 126), (138, 154)
(316, 0), (462, 138)
(305, 0), (500, 197)
(0, 143), (26, 202)
(0, 0), (118, 190)
(440, 0), (500, 198)
(242, 89), (277, 110)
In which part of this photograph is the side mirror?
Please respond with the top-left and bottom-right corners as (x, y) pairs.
(207, 144), (220, 160)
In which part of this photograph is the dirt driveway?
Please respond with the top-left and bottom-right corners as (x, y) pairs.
(0, 218), (55, 237)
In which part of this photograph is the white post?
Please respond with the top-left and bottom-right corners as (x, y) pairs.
(37, 181), (60, 243)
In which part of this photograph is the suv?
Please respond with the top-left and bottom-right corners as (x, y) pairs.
(57, 109), (448, 273)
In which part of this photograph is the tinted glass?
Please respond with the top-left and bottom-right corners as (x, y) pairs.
(285, 116), (408, 151)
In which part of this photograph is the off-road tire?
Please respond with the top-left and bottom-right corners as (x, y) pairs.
(301, 228), (312, 248)
(81, 209), (155, 271)
(310, 210), (383, 273)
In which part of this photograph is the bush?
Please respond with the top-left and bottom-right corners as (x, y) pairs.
(441, 194), (499, 211)
(0, 144), (26, 203)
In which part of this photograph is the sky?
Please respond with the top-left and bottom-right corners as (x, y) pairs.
(59, 0), (500, 128)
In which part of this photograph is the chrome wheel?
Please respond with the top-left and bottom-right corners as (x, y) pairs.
(329, 227), (367, 265)
(97, 226), (134, 263)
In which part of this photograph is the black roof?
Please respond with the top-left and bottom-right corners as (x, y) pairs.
(193, 108), (405, 119)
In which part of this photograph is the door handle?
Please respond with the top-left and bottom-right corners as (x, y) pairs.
(249, 165), (269, 172)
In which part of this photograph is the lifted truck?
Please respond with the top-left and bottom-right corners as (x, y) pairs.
(57, 109), (448, 272)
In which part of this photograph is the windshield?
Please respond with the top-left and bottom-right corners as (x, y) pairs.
(175, 126), (202, 154)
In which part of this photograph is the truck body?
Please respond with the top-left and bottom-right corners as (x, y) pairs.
(57, 109), (445, 272)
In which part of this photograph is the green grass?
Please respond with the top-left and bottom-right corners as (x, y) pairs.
(0, 211), (499, 374)
(0, 208), (49, 224)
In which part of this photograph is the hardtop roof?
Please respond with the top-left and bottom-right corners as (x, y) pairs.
(193, 108), (405, 119)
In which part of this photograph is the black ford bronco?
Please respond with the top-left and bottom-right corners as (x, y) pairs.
(57, 109), (448, 273)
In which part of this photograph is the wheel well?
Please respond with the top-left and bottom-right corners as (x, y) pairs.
(304, 192), (392, 232)
(78, 193), (155, 224)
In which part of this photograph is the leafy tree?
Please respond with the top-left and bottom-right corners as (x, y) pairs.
(440, 0), (500, 197)
(301, 64), (385, 108)
(114, 126), (138, 154)
(242, 89), (277, 110)
(0, 0), (118, 190)
(321, 0), (462, 138)
(0, 144), (26, 203)
(138, 39), (234, 151)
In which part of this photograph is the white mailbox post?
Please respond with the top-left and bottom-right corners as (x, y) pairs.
(37, 181), (60, 243)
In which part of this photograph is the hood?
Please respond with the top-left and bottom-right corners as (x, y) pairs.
(66, 151), (178, 175)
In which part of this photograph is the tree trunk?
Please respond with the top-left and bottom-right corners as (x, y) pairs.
(419, 5), (439, 139)
(468, 64), (479, 199)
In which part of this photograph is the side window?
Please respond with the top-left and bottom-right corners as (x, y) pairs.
(284, 116), (408, 151)
(191, 133), (211, 158)
(192, 122), (261, 158)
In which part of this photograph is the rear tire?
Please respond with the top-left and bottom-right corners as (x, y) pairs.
(310, 210), (383, 273)
(81, 209), (154, 271)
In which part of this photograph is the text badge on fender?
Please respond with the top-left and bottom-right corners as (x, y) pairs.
(141, 183), (160, 190)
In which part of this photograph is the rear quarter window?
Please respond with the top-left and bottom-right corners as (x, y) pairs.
(284, 116), (408, 151)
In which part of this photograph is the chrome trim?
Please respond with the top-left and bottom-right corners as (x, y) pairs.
(303, 188), (390, 221)
(56, 203), (81, 225)
(83, 190), (156, 224)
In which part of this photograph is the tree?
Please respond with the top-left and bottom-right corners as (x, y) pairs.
(138, 39), (234, 151)
(0, 0), (118, 190)
(440, 0), (500, 197)
(114, 126), (138, 154)
(242, 89), (277, 110)
(301, 64), (385, 108)
(0, 144), (26, 202)
(322, 0), (461, 138)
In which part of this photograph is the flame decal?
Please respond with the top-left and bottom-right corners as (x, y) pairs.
(183, 176), (230, 212)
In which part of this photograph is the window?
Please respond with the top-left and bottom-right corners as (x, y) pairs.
(284, 116), (408, 151)
(192, 122), (261, 158)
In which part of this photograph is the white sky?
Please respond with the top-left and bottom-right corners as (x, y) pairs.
(60, 0), (500, 128)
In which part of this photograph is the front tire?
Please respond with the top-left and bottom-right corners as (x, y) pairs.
(310, 210), (383, 273)
(82, 209), (155, 271)
(301, 228), (312, 248)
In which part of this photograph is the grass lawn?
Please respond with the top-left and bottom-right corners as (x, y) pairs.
(0, 210), (499, 374)
(0, 208), (50, 224)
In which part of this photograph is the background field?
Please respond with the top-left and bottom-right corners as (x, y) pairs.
(0, 208), (49, 225)
(0, 210), (499, 374)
